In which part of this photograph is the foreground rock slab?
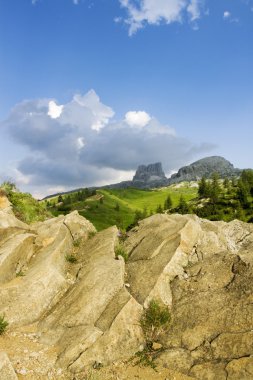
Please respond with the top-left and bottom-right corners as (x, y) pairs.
(1, 206), (253, 379)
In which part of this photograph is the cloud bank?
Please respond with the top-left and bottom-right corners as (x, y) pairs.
(119, 0), (205, 35)
(1, 90), (214, 196)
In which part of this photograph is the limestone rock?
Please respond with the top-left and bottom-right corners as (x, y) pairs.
(155, 348), (193, 373)
(0, 212), (94, 326)
(1, 205), (253, 379)
(190, 362), (227, 380)
(63, 210), (96, 240)
(0, 352), (18, 380)
(226, 357), (253, 380)
(39, 227), (144, 372)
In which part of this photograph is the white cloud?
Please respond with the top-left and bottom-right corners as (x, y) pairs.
(187, 0), (202, 21)
(119, 0), (205, 35)
(73, 0), (79, 4)
(223, 10), (239, 23)
(1, 90), (214, 195)
(223, 11), (231, 19)
(48, 100), (64, 119)
(125, 111), (151, 127)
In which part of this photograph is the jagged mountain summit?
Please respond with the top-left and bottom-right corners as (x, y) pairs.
(132, 162), (168, 187)
(106, 156), (241, 190)
(133, 162), (166, 183)
(104, 161), (168, 190)
(168, 156), (241, 185)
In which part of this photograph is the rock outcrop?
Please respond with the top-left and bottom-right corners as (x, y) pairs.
(1, 192), (253, 379)
(168, 156), (241, 184)
(132, 162), (167, 187)
(104, 162), (168, 189)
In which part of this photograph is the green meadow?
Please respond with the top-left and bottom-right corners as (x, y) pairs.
(46, 184), (198, 231)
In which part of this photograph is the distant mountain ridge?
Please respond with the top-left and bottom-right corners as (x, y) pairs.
(43, 156), (242, 199)
(106, 156), (242, 190)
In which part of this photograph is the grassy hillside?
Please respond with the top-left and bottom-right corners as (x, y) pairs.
(0, 182), (51, 224)
(45, 184), (198, 231)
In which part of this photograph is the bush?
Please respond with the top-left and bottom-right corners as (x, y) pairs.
(140, 299), (171, 343)
(0, 315), (8, 335)
(65, 254), (77, 263)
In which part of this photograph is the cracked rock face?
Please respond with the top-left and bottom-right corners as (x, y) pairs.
(124, 214), (253, 379)
(1, 203), (253, 379)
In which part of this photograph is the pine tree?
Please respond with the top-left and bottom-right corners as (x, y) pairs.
(164, 194), (172, 210)
(177, 195), (189, 214)
(156, 204), (163, 213)
(198, 177), (207, 198)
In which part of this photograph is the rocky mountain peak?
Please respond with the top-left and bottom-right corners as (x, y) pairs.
(133, 162), (167, 184)
(169, 155), (241, 184)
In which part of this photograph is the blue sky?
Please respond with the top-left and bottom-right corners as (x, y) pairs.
(0, 0), (252, 197)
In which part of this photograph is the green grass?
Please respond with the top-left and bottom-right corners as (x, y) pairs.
(46, 184), (198, 231)
(140, 299), (171, 343)
(101, 185), (197, 213)
(65, 254), (78, 263)
(0, 183), (52, 224)
(0, 315), (8, 335)
(115, 244), (129, 262)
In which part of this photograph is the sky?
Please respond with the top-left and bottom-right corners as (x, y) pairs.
(0, 0), (252, 198)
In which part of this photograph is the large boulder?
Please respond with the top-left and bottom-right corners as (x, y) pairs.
(0, 211), (96, 326)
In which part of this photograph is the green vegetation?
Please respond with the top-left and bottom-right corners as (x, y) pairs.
(73, 238), (82, 247)
(65, 254), (78, 263)
(0, 315), (8, 335)
(193, 170), (253, 222)
(16, 270), (25, 277)
(115, 244), (128, 262)
(134, 299), (171, 370)
(134, 348), (157, 370)
(0, 181), (51, 224)
(45, 185), (197, 231)
(140, 299), (171, 343)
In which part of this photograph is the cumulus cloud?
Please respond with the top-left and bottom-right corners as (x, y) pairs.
(48, 101), (64, 119)
(1, 90), (214, 196)
(125, 111), (151, 127)
(119, 0), (205, 35)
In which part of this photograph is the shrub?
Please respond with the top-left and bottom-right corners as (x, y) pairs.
(88, 231), (96, 239)
(65, 254), (77, 263)
(73, 238), (82, 247)
(140, 299), (171, 343)
(0, 315), (8, 335)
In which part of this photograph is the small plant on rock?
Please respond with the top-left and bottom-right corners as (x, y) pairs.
(16, 270), (25, 277)
(65, 254), (77, 263)
(73, 237), (82, 247)
(115, 244), (128, 262)
(134, 299), (171, 369)
(88, 231), (96, 239)
(140, 299), (171, 343)
(0, 315), (8, 335)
